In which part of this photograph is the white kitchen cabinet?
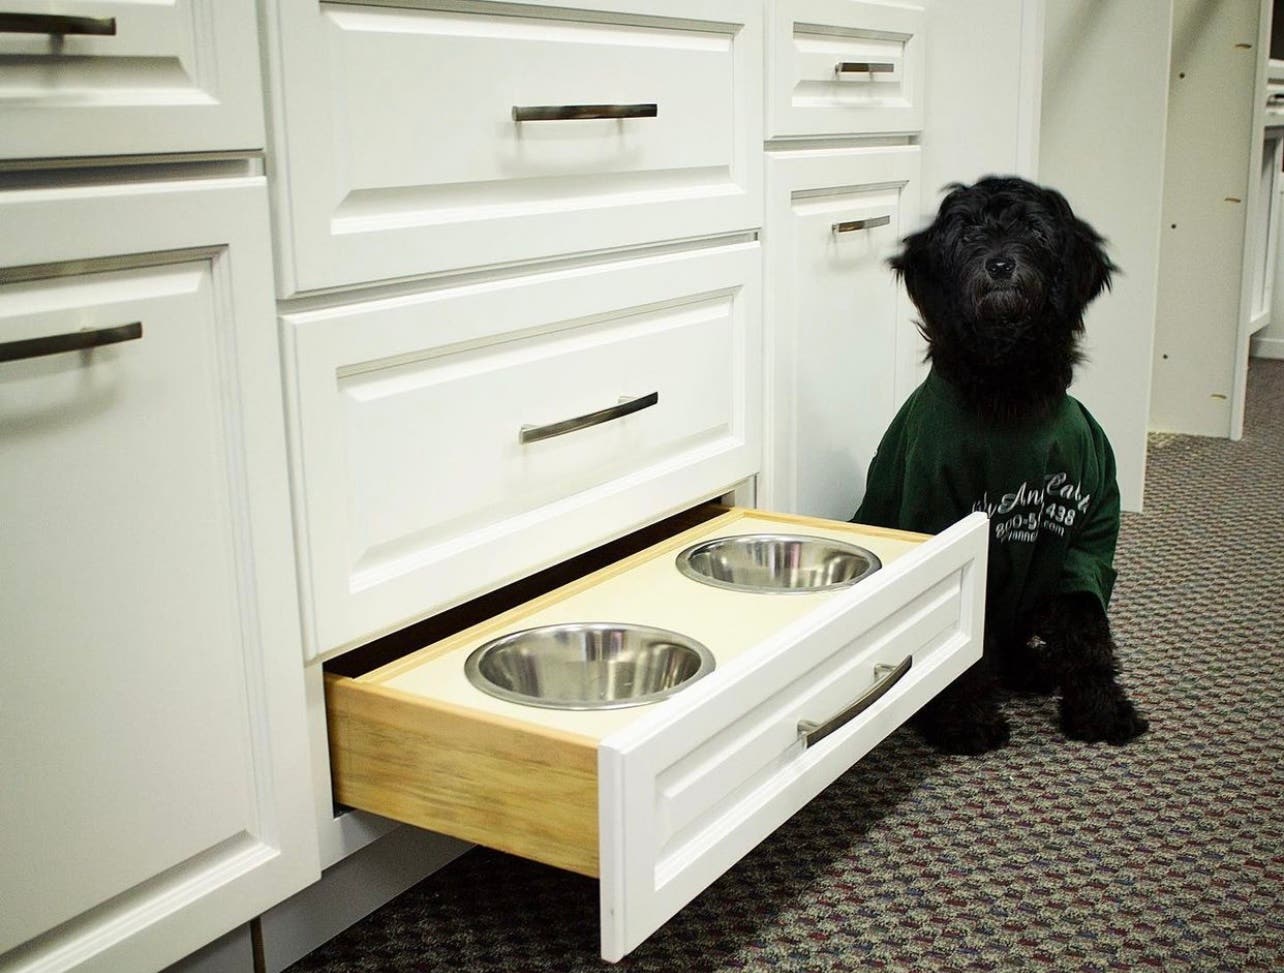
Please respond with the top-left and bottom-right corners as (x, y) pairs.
(758, 2), (926, 520)
(325, 505), (987, 961)
(261, 0), (763, 296)
(766, 0), (925, 139)
(262, 0), (954, 962)
(0, 0), (1051, 968)
(0, 179), (317, 972)
(762, 143), (920, 518)
(0, 0), (265, 162)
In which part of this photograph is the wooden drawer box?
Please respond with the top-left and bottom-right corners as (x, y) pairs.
(766, 0), (924, 139)
(281, 242), (761, 659)
(325, 505), (988, 961)
(264, 0), (763, 295)
(0, 0), (264, 162)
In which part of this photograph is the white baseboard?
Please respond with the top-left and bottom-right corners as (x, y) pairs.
(257, 827), (471, 973)
(1251, 335), (1284, 359)
(161, 925), (255, 973)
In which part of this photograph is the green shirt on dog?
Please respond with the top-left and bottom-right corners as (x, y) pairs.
(854, 369), (1121, 644)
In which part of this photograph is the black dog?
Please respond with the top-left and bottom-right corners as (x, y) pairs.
(854, 175), (1148, 754)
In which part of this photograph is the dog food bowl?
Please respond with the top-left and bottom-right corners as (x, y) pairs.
(675, 533), (882, 594)
(463, 623), (715, 710)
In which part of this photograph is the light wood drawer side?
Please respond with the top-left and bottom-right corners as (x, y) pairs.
(325, 676), (600, 877)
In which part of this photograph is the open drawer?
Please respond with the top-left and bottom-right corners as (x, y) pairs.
(325, 505), (987, 961)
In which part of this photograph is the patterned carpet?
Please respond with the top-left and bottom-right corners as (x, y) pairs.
(289, 359), (1284, 973)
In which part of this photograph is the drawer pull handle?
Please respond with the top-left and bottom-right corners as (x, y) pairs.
(835, 61), (895, 76)
(0, 13), (117, 35)
(0, 322), (142, 364)
(833, 215), (891, 234)
(520, 391), (659, 444)
(797, 655), (912, 749)
(512, 104), (658, 122)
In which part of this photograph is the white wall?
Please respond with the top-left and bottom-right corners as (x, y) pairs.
(1152, 0), (1265, 437)
(919, 0), (1043, 213)
(1254, 171), (1284, 358)
(1039, 0), (1173, 512)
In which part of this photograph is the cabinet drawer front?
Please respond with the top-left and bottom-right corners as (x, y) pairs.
(763, 144), (921, 518)
(767, 0), (924, 138)
(0, 0), (263, 161)
(267, 0), (762, 294)
(598, 512), (986, 960)
(285, 244), (761, 658)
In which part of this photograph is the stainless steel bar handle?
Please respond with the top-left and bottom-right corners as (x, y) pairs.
(0, 13), (117, 35)
(519, 391), (659, 444)
(835, 61), (895, 75)
(833, 215), (891, 234)
(797, 655), (913, 749)
(0, 322), (142, 364)
(512, 104), (658, 122)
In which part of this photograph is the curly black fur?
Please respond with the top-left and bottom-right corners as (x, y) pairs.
(890, 175), (1118, 422)
(890, 176), (1147, 753)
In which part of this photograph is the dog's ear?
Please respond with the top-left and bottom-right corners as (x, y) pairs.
(889, 183), (968, 308)
(1062, 210), (1118, 309)
(887, 226), (933, 309)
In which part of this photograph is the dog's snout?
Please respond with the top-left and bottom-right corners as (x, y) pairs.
(986, 255), (1017, 280)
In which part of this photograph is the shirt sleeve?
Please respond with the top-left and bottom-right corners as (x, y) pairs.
(1057, 415), (1121, 608)
(852, 418), (908, 527)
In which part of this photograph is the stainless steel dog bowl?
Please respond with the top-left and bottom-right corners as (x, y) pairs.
(463, 623), (715, 710)
(675, 533), (881, 594)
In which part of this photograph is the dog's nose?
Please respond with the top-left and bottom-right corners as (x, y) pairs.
(986, 256), (1016, 279)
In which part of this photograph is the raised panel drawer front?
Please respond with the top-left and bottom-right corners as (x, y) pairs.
(283, 242), (761, 659)
(264, 0), (763, 294)
(0, 0), (264, 161)
(0, 182), (315, 971)
(325, 506), (988, 961)
(763, 143), (921, 518)
(767, 0), (924, 138)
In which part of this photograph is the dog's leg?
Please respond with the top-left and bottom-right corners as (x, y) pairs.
(914, 651), (1010, 754)
(1043, 592), (1149, 744)
(996, 626), (1058, 695)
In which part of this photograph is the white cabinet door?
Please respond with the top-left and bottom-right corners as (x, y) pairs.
(0, 180), (317, 972)
(0, 0), (264, 162)
(762, 144), (920, 520)
(262, 0), (763, 294)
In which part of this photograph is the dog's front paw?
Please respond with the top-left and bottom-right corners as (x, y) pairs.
(918, 704), (1011, 755)
(1060, 683), (1149, 745)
